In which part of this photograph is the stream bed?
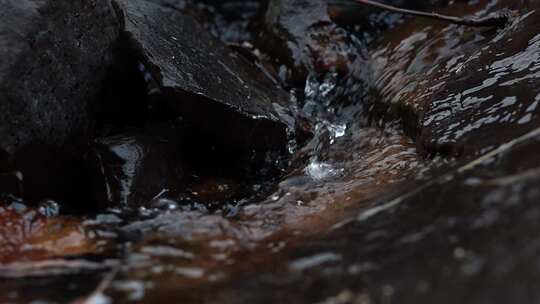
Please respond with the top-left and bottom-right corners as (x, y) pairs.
(1, 0), (540, 303)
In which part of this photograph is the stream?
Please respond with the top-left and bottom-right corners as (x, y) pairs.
(1, 0), (540, 303)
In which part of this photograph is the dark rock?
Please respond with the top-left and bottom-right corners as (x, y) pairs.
(365, 1), (540, 157)
(363, 1), (493, 140)
(12, 144), (92, 205)
(256, 0), (364, 85)
(206, 111), (540, 304)
(0, 0), (120, 155)
(96, 44), (151, 133)
(89, 122), (189, 207)
(256, 0), (450, 86)
(0, 171), (23, 198)
(148, 0), (262, 44)
(419, 8), (540, 156)
(0, 0), (120, 200)
(112, 0), (297, 169)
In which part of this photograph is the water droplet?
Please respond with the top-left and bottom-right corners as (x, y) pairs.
(150, 198), (179, 211)
(306, 161), (342, 181)
(327, 123), (347, 143)
(37, 200), (60, 217)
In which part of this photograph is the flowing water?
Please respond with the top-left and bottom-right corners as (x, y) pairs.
(1, 0), (540, 303)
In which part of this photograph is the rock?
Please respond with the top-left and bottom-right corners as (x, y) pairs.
(209, 124), (540, 304)
(89, 122), (189, 207)
(363, 1), (492, 138)
(0, 0), (120, 200)
(257, 0), (363, 85)
(146, 0), (261, 44)
(0, 199), (101, 265)
(96, 41), (160, 132)
(0, 0), (120, 156)
(12, 144), (94, 205)
(419, 7), (540, 156)
(112, 0), (297, 169)
(365, 1), (540, 157)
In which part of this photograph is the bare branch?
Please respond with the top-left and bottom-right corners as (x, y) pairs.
(353, 0), (512, 28)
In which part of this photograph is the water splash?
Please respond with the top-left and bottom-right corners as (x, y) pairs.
(306, 161), (343, 181)
(303, 72), (339, 117)
(300, 72), (353, 184)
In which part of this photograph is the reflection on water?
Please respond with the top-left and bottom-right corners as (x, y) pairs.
(98, 67), (425, 301)
(3, 0), (540, 302)
(421, 9), (540, 155)
(365, 0), (540, 156)
(366, 1), (497, 128)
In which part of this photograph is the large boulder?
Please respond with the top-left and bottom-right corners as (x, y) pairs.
(0, 0), (120, 200)
(112, 0), (298, 170)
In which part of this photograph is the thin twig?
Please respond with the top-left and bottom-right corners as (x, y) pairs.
(71, 264), (121, 304)
(353, 0), (512, 28)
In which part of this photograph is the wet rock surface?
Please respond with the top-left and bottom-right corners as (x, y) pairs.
(2, 0), (540, 303)
(365, 0), (539, 157)
(328, 0), (451, 36)
(257, 0), (365, 85)
(207, 129), (540, 304)
(113, 0), (296, 166)
(149, 0), (262, 44)
(0, 204), (94, 265)
(256, 0), (454, 86)
(0, 197), (117, 303)
(89, 122), (189, 208)
(420, 8), (540, 156)
(0, 0), (120, 201)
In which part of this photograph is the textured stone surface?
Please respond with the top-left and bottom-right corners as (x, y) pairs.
(257, 0), (363, 85)
(0, 0), (120, 202)
(3, 1), (540, 303)
(113, 0), (296, 166)
(0, 0), (120, 157)
(89, 122), (189, 207)
(419, 9), (540, 156)
(365, 0), (540, 157)
(207, 129), (540, 304)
